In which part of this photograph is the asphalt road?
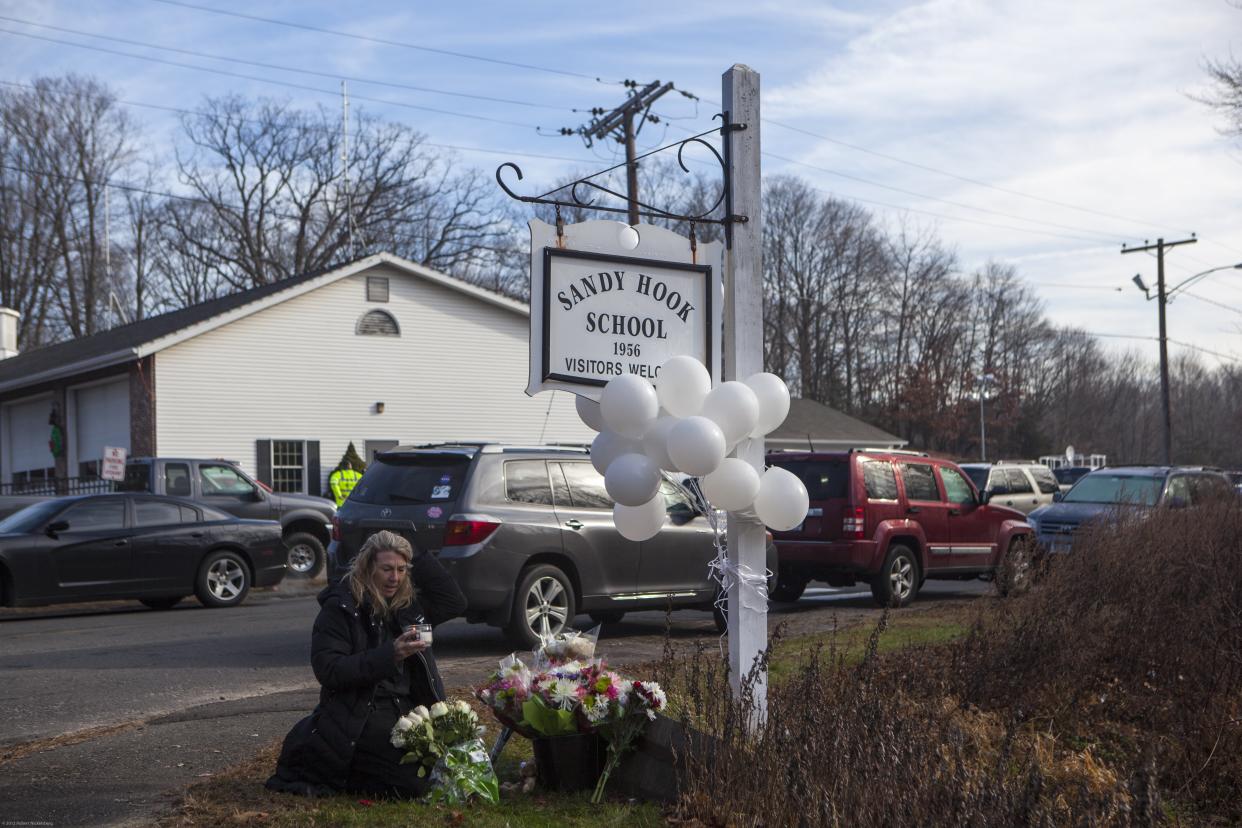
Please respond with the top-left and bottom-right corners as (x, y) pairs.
(0, 577), (989, 826)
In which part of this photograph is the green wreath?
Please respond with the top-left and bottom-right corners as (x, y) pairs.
(48, 424), (65, 458)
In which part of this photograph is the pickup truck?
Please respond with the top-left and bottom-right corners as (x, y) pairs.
(0, 458), (335, 578)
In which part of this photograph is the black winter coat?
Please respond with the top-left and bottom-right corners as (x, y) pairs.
(266, 550), (467, 795)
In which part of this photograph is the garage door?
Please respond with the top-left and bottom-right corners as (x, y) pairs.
(4, 395), (55, 478)
(74, 379), (130, 475)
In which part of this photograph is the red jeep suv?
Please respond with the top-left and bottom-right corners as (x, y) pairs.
(767, 449), (1031, 607)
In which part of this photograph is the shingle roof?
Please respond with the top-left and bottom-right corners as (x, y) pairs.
(0, 257), (372, 389)
(768, 397), (905, 448)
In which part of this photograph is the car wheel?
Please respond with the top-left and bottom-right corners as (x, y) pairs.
(996, 536), (1033, 597)
(284, 532), (325, 578)
(769, 566), (808, 603)
(195, 550), (252, 608)
(588, 611), (625, 626)
(140, 596), (184, 610)
(870, 544), (919, 608)
(507, 564), (575, 649)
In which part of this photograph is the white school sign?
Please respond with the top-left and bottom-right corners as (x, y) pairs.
(526, 219), (723, 399)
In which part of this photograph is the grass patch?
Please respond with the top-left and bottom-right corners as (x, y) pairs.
(768, 605), (970, 680)
(162, 711), (663, 827)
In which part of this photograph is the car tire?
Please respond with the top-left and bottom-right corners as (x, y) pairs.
(996, 536), (1033, 598)
(507, 564), (575, 649)
(588, 611), (625, 626)
(870, 544), (920, 608)
(140, 596), (183, 610)
(284, 532), (325, 579)
(769, 567), (808, 603)
(195, 550), (252, 608)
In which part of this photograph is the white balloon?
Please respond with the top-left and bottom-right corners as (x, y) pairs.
(753, 466), (810, 532)
(618, 224), (640, 250)
(575, 394), (607, 432)
(613, 495), (666, 542)
(656, 355), (712, 417)
(591, 430), (639, 475)
(744, 373), (792, 437)
(600, 374), (658, 439)
(702, 381), (760, 446)
(604, 453), (662, 507)
(641, 415), (681, 472)
(701, 458), (762, 511)
(667, 416), (726, 476)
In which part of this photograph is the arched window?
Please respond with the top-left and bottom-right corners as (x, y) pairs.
(355, 309), (400, 337)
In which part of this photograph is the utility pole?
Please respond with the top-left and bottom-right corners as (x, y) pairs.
(1122, 235), (1196, 464)
(722, 64), (765, 714)
(341, 81), (356, 259)
(561, 80), (685, 226)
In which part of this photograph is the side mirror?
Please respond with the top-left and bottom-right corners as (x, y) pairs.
(979, 489), (992, 505)
(1165, 495), (1188, 510)
(1052, 492), (1063, 502)
(46, 520), (69, 537)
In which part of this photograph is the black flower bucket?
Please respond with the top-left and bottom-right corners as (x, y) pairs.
(532, 733), (606, 792)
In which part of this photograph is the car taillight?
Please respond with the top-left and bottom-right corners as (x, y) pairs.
(443, 519), (500, 546)
(843, 507), (865, 539)
(331, 515), (341, 542)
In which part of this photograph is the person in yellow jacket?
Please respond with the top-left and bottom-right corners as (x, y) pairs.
(329, 462), (362, 507)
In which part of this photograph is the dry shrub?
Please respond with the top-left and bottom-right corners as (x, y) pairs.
(669, 619), (1142, 827)
(669, 503), (1242, 826)
(957, 501), (1242, 817)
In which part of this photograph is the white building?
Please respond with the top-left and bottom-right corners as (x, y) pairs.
(0, 254), (594, 496)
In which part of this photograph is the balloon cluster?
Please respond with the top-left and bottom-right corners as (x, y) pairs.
(575, 356), (810, 541)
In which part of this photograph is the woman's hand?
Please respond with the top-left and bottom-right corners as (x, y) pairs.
(393, 629), (430, 663)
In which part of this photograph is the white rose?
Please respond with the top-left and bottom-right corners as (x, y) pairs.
(454, 699), (472, 714)
(395, 716), (414, 732)
(412, 705), (430, 718)
(390, 733), (405, 748)
(430, 701), (449, 718)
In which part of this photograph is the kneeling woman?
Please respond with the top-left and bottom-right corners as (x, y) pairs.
(266, 530), (467, 798)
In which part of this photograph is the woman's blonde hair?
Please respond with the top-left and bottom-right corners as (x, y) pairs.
(348, 530), (414, 617)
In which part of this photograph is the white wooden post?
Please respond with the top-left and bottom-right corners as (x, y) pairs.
(722, 64), (766, 713)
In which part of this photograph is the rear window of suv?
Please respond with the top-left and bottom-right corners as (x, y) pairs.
(861, 459), (898, 500)
(776, 460), (848, 500)
(1062, 473), (1162, 506)
(350, 454), (471, 505)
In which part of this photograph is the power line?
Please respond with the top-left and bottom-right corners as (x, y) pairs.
(0, 15), (575, 112)
(147, 0), (613, 83)
(0, 79), (605, 170)
(801, 180), (1114, 246)
(0, 161), (519, 255)
(1178, 291), (1242, 316)
(1086, 332), (1240, 363)
(693, 94), (1191, 237)
(0, 28), (542, 130)
(763, 148), (1122, 244)
(664, 121), (1127, 244)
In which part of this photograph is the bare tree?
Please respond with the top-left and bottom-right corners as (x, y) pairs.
(0, 76), (137, 341)
(171, 96), (512, 291)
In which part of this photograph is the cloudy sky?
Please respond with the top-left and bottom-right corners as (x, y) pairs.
(4, 0), (1241, 365)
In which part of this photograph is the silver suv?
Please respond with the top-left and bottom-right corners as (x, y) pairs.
(328, 443), (744, 648)
(958, 460), (1060, 515)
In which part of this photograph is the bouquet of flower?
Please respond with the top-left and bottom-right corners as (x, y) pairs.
(533, 626), (598, 666)
(389, 699), (499, 805)
(474, 649), (667, 803)
(591, 679), (666, 803)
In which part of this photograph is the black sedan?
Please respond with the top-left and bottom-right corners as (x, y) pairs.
(0, 493), (286, 610)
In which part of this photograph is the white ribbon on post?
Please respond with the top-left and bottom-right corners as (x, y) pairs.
(688, 482), (770, 652)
